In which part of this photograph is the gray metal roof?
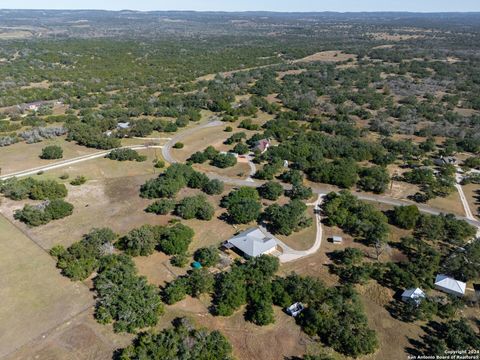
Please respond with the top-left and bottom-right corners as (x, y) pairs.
(435, 274), (466, 295)
(227, 228), (277, 257)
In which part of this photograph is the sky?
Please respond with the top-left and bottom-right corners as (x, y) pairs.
(1, 0), (480, 12)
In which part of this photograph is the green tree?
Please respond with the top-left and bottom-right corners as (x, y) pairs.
(159, 223), (194, 255)
(194, 246), (220, 267)
(258, 181), (284, 200)
(391, 205), (420, 229)
(117, 225), (158, 257)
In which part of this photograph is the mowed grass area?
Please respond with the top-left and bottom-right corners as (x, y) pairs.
(0, 214), (94, 358)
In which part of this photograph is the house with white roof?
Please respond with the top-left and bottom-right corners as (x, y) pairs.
(401, 288), (426, 305)
(434, 274), (466, 297)
(224, 228), (278, 258)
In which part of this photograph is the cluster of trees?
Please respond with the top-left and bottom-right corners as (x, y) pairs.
(272, 273), (378, 357)
(443, 240), (480, 282)
(213, 256), (279, 326)
(221, 186), (262, 224)
(420, 319), (480, 356)
(415, 213), (477, 247)
(163, 268), (215, 304)
(119, 317), (234, 360)
(94, 254), (164, 333)
(175, 195), (215, 220)
(0, 177), (67, 200)
(262, 200), (312, 235)
(40, 145), (63, 159)
(14, 199), (74, 226)
(189, 145), (237, 168)
(403, 165), (456, 202)
(116, 223), (195, 258)
(67, 122), (121, 149)
(258, 181), (284, 200)
(105, 148), (146, 162)
(51, 228), (117, 280)
(323, 191), (389, 253)
(140, 164), (224, 199)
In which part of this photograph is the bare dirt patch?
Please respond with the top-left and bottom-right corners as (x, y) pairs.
(293, 50), (357, 64)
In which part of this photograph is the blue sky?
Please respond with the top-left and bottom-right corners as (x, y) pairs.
(2, 0), (480, 12)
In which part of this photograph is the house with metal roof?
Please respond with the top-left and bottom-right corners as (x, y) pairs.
(434, 274), (466, 297)
(224, 228), (277, 258)
(401, 288), (426, 305)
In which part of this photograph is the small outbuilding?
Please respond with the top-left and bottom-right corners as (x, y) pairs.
(434, 274), (466, 297)
(332, 236), (343, 244)
(286, 302), (304, 317)
(224, 228), (277, 258)
(401, 288), (426, 305)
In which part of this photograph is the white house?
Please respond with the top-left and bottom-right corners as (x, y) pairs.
(117, 122), (131, 130)
(434, 274), (466, 297)
(401, 288), (426, 305)
(224, 228), (277, 258)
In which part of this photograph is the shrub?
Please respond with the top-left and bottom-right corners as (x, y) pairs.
(173, 142), (184, 149)
(70, 176), (87, 186)
(40, 145), (63, 159)
(154, 159), (165, 168)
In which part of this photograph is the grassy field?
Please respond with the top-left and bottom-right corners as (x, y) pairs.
(0, 137), (100, 174)
(0, 214), (94, 358)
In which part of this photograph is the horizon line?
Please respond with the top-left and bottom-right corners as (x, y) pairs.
(2, 9), (480, 14)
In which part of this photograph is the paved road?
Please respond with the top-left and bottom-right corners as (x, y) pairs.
(0, 145), (163, 180)
(163, 121), (480, 229)
(162, 121), (480, 228)
(455, 167), (476, 221)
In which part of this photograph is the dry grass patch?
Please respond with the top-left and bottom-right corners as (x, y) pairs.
(0, 137), (100, 174)
(276, 206), (317, 251)
(0, 214), (94, 358)
(293, 50), (357, 63)
(463, 183), (480, 218)
(428, 190), (465, 217)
